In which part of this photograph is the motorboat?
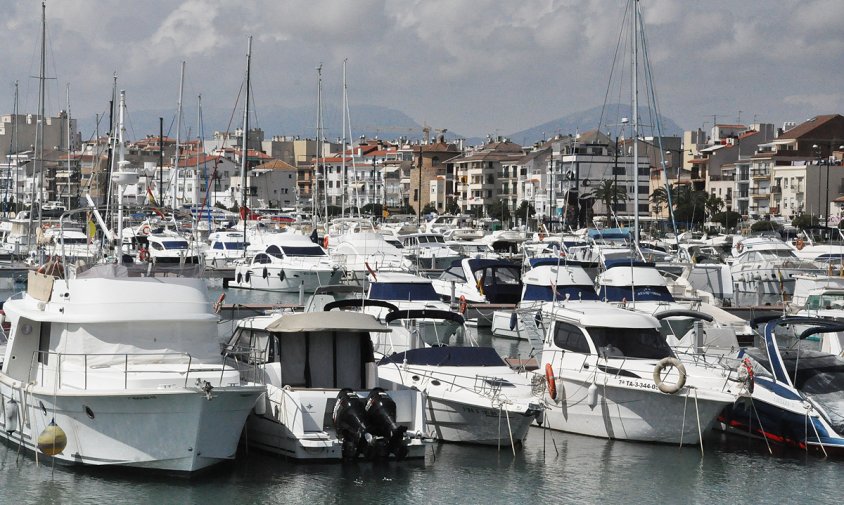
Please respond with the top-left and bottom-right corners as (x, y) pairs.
(719, 316), (844, 456)
(534, 300), (744, 444)
(432, 258), (523, 304)
(399, 233), (463, 272)
(230, 235), (341, 292)
(140, 231), (203, 265)
(364, 271), (455, 341)
(446, 240), (501, 261)
(375, 310), (541, 447)
(491, 261), (599, 340)
(330, 232), (407, 286)
(0, 263), (265, 472)
(596, 259), (754, 347)
(203, 230), (248, 270)
(731, 236), (824, 306)
(222, 312), (427, 461)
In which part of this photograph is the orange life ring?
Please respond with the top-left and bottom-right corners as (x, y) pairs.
(458, 295), (467, 314)
(141, 224), (152, 236)
(736, 242), (744, 253)
(323, 235), (329, 249)
(795, 238), (805, 250)
(545, 363), (557, 400)
(139, 248), (150, 262)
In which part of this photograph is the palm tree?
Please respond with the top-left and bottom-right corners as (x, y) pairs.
(703, 193), (724, 220)
(591, 180), (627, 221)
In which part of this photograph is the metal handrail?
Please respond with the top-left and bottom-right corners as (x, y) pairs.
(31, 350), (212, 390)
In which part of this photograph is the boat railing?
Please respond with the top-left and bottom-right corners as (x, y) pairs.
(31, 350), (229, 390)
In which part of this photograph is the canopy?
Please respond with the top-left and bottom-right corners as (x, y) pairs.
(265, 311), (390, 333)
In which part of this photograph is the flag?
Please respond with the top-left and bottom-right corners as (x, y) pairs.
(146, 186), (165, 218)
(86, 213), (97, 243)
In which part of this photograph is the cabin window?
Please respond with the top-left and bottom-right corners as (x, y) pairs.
(553, 322), (591, 354)
(588, 326), (672, 359)
(38, 322), (51, 365)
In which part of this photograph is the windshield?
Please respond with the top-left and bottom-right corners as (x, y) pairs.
(161, 240), (189, 250)
(280, 246), (326, 257)
(588, 326), (673, 359)
(369, 282), (441, 301)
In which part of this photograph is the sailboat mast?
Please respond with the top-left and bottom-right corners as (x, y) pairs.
(341, 59), (347, 218)
(66, 83), (72, 209)
(313, 63), (321, 230)
(173, 61), (185, 213)
(35, 0), (47, 230)
(631, 0), (640, 247)
(240, 36), (252, 258)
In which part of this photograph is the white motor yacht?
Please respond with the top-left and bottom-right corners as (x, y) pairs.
(0, 263), (265, 472)
(203, 230), (248, 270)
(399, 233), (463, 272)
(230, 235), (341, 292)
(375, 310), (541, 447)
(534, 300), (744, 444)
(222, 312), (427, 461)
(731, 236), (824, 306)
(432, 258), (522, 305)
(330, 232), (407, 286)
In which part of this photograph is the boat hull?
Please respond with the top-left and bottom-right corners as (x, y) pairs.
(0, 381), (264, 472)
(538, 377), (729, 444)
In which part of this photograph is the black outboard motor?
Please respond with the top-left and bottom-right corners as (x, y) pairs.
(333, 389), (370, 461)
(365, 388), (409, 460)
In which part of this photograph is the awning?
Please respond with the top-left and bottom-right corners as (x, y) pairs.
(265, 311), (390, 333)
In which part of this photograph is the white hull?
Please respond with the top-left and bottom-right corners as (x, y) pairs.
(422, 395), (534, 446)
(0, 379), (263, 472)
(231, 265), (340, 292)
(245, 387), (427, 461)
(538, 377), (727, 444)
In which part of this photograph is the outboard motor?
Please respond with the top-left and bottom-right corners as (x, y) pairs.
(332, 389), (370, 461)
(365, 388), (409, 460)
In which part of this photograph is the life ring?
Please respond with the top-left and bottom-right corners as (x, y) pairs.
(736, 242), (744, 253)
(795, 238), (805, 250)
(458, 295), (467, 314)
(323, 235), (329, 249)
(141, 224), (151, 236)
(138, 248), (150, 262)
(545, 363), (557, 401)
(652, 357), (687, 394)
(213, 293), (226, 313)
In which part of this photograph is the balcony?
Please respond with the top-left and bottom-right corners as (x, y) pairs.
(751, 170), (770, 180)
(770, 186), (782, 194)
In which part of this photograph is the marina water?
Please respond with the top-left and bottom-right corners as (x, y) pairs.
(0, 280), (840, 504)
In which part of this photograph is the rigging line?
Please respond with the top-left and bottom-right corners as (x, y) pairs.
(597, 0), (631, 135)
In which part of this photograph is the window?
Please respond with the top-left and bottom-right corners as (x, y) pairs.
(588, 326), (671, 359)
(553, 322), (591, 353)
(612, 166), (626, 176)
(638, 167), (649, 176)
(638, 203), (649, 213)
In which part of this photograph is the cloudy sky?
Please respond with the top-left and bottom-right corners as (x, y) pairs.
(1, 0), (842, 139)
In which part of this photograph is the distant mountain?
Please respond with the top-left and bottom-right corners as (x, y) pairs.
(506, 104), (684, 146)
(77, 102), (683, 147)
(78, 104), (427, 143)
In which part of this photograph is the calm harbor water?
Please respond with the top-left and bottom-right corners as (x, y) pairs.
(0, 280), (840, 504)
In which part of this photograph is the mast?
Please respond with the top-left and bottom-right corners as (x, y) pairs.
(33, 0), (47, 232)
(318, 65), (328, 223)
(313, 64), (322, 229)
(631, 0), (640, 246)
(240, 36), (252, 258)
(66, 83), (72, 209)
(341, 59), (347, 218)
(173, 61), (185, 213)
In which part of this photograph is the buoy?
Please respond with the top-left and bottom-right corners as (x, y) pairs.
(795, 238), (805, 250)
(545, 363), (557, 401)
(652, 357), (687, 394)
(587, 383), (599, 409)
(4, 399), (19, 434)
(37, 419), (68, 456)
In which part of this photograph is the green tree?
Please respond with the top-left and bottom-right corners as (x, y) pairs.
(703, 193), (724, 220)
(486, 200), (510, 223)
(712, 210), (742, 229)
(422, 203), (437, 214)
(750, 219), (782, 232)
(591, 180), (627, 221)
(445, 199), (460, 214)
(792, 214), (820, 229)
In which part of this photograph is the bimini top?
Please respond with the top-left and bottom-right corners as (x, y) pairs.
(378, 346), (505, 367)
(265, 311), (390, 333)
(588, 228), (632, 241)
(465, 258), (521, 272)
